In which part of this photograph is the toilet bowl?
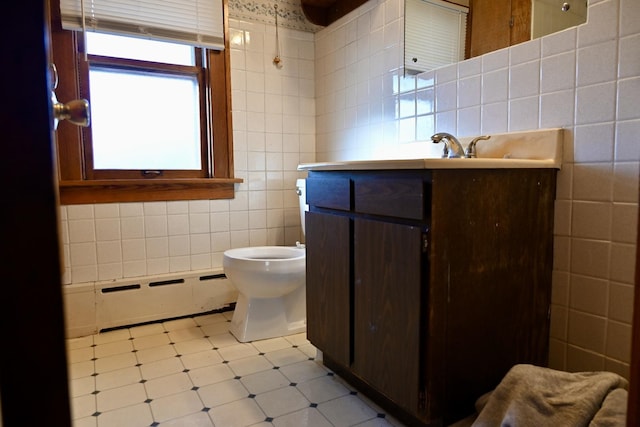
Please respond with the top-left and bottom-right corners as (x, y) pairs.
(223, 178), (308, 342)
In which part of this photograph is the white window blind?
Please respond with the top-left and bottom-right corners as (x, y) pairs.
(405, 0), (468, 73)
(60, 0), (225, 50)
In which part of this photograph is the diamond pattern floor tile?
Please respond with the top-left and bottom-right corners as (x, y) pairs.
(67, 310), (406, 427)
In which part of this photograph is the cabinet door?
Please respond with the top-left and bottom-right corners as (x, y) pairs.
(352, 218), (424, 413)
(305, 211), (351, 366)
(468, 0), (531, 58)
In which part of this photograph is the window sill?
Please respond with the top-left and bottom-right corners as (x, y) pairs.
(59, 178), (243, 205)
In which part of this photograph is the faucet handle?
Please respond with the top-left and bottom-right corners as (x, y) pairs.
(465, 135), (491, 158)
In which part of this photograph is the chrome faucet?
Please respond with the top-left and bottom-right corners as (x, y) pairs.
(431, 132), (465, 158)
(465, 135), (491, 158)
(431, 133), (492, 158)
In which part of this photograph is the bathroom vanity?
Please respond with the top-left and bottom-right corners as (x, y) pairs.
(299, 131), (562, 426)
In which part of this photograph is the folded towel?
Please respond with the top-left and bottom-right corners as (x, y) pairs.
(471, 364), (628, 427)
(589, 388), (628, 427)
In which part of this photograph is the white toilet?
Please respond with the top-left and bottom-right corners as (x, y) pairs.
(223, 178), (308, 342)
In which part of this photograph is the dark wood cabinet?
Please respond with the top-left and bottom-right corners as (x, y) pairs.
(353, 219), (425, 413)
(305, 211), (351, 366)
(305, 168), (557, 426)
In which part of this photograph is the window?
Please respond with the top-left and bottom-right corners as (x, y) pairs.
(49, 0), (239, 204)
(404, 0), (468, 73)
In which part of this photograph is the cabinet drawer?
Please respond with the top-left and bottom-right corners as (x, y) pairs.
(354, 178), (425, 219)
(306, 177), (351, 211)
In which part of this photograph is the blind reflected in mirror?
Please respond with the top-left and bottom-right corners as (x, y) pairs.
(405, 0), (588, 73)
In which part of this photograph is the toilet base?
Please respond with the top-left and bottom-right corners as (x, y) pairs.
(229, 287), (306, 342)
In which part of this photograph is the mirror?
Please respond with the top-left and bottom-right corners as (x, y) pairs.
(404, 0), (588, 73)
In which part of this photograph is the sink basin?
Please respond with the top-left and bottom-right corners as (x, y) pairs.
(298, 128), (564, 171)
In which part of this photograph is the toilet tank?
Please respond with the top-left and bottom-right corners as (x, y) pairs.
(296, 178), (308, 236)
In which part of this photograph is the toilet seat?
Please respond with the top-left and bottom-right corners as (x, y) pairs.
(224, 246), (305, 262)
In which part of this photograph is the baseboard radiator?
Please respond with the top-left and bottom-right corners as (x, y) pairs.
(63, 270), (238, 338)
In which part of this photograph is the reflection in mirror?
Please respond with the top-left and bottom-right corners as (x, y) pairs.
(532, 0), (588, 39)
(404, 0), (469, 73)
(404, 0), (588, 74)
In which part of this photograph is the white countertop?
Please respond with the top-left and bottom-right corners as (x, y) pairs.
(297, 157), (559, 171)
(298, 128), (564, 172)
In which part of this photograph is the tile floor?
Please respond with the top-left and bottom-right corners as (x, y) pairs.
(67, 310), (406, 427)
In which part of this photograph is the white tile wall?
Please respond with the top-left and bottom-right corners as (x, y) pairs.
(60, 20), (315, 285)
(313, 0), (638, 379)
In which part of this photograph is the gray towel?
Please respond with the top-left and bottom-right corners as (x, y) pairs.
(589, 388), (628, 427)
(471, 364), (628, 427)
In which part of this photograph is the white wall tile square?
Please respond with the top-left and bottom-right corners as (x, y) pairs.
(481, 102), (508, 134)
(166, 201), (189, 215)
(145, 216), (168, 238)
(570, 275), (608, 316)
(190, 234), (211, 255)
(577, 0), (619, 47)
(568, 310), (606, 353)
(147, 258), (169, 275)
(573, 163), (614, 202)
(540, 90), (575, 128)
(189, 213), (210, 234)
(97, 241), (122, 264)
(71, 265), (97, 284)
(613, 162), (640, 203)
(574, 123), (615, 163)
(96, 219), (121, 241)
(509, 61), (540, 99)
(540, 52), (576, 93)
(570, 238), (610, 279)
(122, 239), (146, 261)
(169, 236), (190, 257)
(577, 41), (618, 87)
(609, 243), (636, 283)
(567, 345), (605, 372)
(146, 237), (169, 259)
(611, 203), (638, 244)
(69, 220), (96, 243)
(510, 38), (540, 65)
(67, 205), (94, 220)
(571, 201), (612, 240)
(168, 215), (189, 236)
(458, 76), (481, 108)
(70, 242), (97, 267)
(482, 69), (509, 103)
(617, 77), (640, 121)
(229, 211), (249, 232)
(94, 204), (119, 219)
(121, 217), (144, 240)
(542, 27), (577, 57)
(482, 48), (509, 73)
(98, 263), (122, 281)
(606, 321), (632, 362)
(615, 120), (640, 162)
(508, 97), (539, 131)
(620, 0), (640, 36)
(143, 202), (167, 216)
(120, 203), (144, 217)
(609, 282), (634, 323)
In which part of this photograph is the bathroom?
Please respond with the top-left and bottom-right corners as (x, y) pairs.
(2, 0), (639, 425)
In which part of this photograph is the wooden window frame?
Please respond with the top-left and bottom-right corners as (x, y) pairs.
(49, 0), (241, 204)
